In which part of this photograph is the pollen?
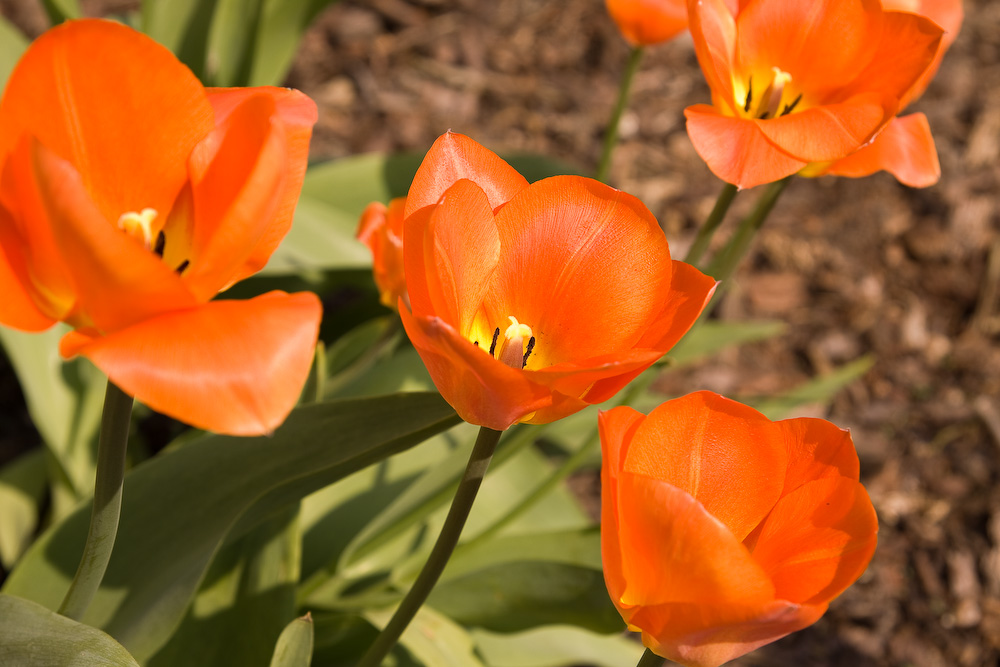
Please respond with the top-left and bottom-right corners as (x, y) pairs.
(117, 208), (158, 249)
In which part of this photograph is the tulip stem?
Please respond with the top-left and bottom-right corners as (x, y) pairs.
(684, 182), (739, 266)
(357, 425), (504, 667)
(596, 46), (645, 183)
(636, 648), (665, 667)
(706, 176), (792, 283)
(58, 380), (134, 621)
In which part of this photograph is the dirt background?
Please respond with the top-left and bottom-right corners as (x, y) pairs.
(1, 1), (999, 666)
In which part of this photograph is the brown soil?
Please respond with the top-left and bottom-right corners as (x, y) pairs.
(2, 1), (999, 665)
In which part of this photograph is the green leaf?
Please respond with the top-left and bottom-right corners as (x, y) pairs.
(749, 356), (875, 420)
(365, 606), (484, 667)
(439, 529), (602, 584)
(471, 625), (643, 667)
(140, 0), (218, 80)
(0, 449), (47, 570)
(40, 0), (81, 24)
(148, 506), (302, 667)
(248, 0), (344, 86)
(269, 613), (314, 667)
(3, 393), (460, 662)
(667, 320), (786, 366)
(0, 593), (139, 666)
(203, 0), (264, 86)
(0, 15), (27, 91)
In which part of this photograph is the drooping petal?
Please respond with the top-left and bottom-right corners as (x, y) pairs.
(687, 0), (739, 113)
(624, 391), (787, 541)
(60, 291), (322, 436)
(751, 94), (887, 162)
(637, 260), (718, 350)
(685, 105), (806, 189)
(606, 0), (689, 46)
(403, 179), (500, 337)
(404, 132), (529, 217)
(398, 307), (553, 430)
(0, 19), (214, 224)
(823, 113), (940, 188)
(777, 417), (860, 497)
(614, 471), (775, 607)
(357, 197), (407, 309)
(0, 205), (55, 331)
(32, 141), (198, 334)
(884, 0), (963, 105)
(205, 87), (318, 279)
(750, 477), (878, 606)
(489, 176), (674, 367)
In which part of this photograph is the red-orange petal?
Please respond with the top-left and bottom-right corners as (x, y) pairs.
(685, 105), (806, 189)
(0, 206), (55, 331)
(357, 197), (407, 309)
(885, 0), (963, 105)
(398, 306), (553, 430)
(32, 141), (198, 333)
(404, 132), (529, 218)
(624, 392), (787, 542)
(637, 260), (718, 350)
(205, 87), (318, 280)
(776, 417), (860, 497)
(750, 477), (878, 606)
(823, 113), (940, 188)
(60, 291), (322, 436)
(606, 0), (688, 46)
(0, 19), (214, 224)
(687, 0), (738, 113)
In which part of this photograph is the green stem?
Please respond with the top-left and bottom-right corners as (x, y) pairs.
(684, 182), (739, 267)
(357, 425), (504, 667)
(595, 46), (644, 183)
(58, 380), (134, 621)
(705, 176), (792, 283)
(636, 648), (665, 667)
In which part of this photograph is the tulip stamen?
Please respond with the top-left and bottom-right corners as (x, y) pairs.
(489, 328), (500, 356)
(117, 208), (158, 250)
(741, 67), (795, 120)
(154, 230), (166, 257)
(175, 259), (190, 274)
(522, 336), (536, 368)
(781, 93), (802, 116)
(744, 77), (753, 113)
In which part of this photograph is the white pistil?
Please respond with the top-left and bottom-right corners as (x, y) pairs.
(498, 316), (533, 369)
(117, 208), (158, 249)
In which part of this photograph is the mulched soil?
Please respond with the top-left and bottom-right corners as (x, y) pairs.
(2, 1), (999, 665)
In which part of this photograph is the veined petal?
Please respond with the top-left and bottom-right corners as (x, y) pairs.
(205, 87), (317, 279)
(687, 0), (738, 112)
(606, 0), (688, 46)
(777, 417), (860, 497)
(824, 113), (940, 188)
(184, 92), (289, 300)
(685, 105), (806, 189)
(60, 291), (322, 436)
(398, 307), (552, 430)
(0, 19), (214, 224)
(637, 260), (718, 350)
(404, 132), (529, 217)
(625, 392), (787, 542)
(750, 477), (878, 605)
(32, 141), (198, 333)
(751, 94), (887, 162)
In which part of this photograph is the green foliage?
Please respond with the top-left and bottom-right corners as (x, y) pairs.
(269, 613), (315, 667)
(0, 15), (27, 90)
(751, 356), (875, 420)
(0, 450), (46, 570)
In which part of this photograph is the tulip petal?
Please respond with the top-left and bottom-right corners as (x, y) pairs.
(751, 95), (886, 162)
(685, 105), (806, 189)
(625, 392), (787, 541)
(606, 0), (689, 46)
(0, 207), (54, 331)
(399, 307), (553, 430)
(638, 259), (718, 350)
(205, 87), (317, 279)
(885, 0), (963, 105)
(357, 198), (407, 309)
(32, 142), (198, 333)
(404, 180), (500, 337)
(777, 417), (860, 496)
(687, 0), (738, 112)
(488, 176), (674, 367)
(60, 291), (322, 436)
(824, 113), (940, 188)
(404, 132), (529, 217)
(615, 471), (775, 607)
(750, 477), (878, 605)
(0, 19), (214, 224)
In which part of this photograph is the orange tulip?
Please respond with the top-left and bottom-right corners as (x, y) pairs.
(606, 0), (689, 46)
(0, 20), (321, 435)
(684, 0), (946, 189)
(357, 197), (407, 309)
(600, 391), (878, 667)
(399, 132), (715, 431)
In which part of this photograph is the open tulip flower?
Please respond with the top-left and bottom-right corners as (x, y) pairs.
(606, 0), (689, 46)
(600, 391), (878, 667)
(399, 132), (716, 431)
(0, 20), (322, 435)
(684, 0), (948, 189)
(357, 197), (408, 310)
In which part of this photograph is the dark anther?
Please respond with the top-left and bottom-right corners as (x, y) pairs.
(473, 341), (479, 348)
(522, 336), (536, 368)
(489, 328), (500, 356)
(781, 93), (802, 116)
(757, 111), (769, 119)
(154, 230), (166, 257)
(743, 77), (753, 112)
(175, 259), (190, 274)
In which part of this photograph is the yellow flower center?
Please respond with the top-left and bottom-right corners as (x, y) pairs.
(117, 208), (159, 250)
(738, 67), (800, 119)
(477, 315), (536, 369)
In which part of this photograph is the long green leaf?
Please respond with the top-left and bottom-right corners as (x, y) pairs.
(0, 15), (27, 91)
(140, 0), (218, 80)
(750, 356), (875, 420)
(0, 450), (47, 570)
(0, 593), (139, 666)
(269, 613), (314, 667)
(471, 625), (643, 667)
(204, 0), (264, 86)
(40, 0), (81, 24)
(364, 606), (484, 667)
(667, 319), (786, 366)
(3, 393), (459, 662)
(248, 0), (344, 86)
